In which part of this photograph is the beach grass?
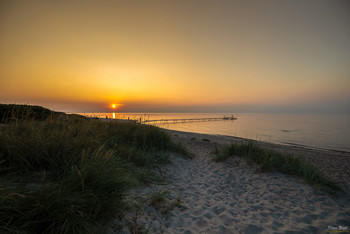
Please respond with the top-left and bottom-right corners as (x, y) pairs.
(149, 189), (169, 206)
(214, 141), (344, 195)
(0, 104), (190, 233)
(0, 104), (80, 123)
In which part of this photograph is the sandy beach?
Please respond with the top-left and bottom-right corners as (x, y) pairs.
(110, 130), (350, 234)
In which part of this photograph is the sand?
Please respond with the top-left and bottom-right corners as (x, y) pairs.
(108, 130), (350, 234)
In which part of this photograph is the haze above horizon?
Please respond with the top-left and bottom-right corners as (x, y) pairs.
(1, 0), (349, 113)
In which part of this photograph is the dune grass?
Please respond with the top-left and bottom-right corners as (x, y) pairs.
(0, 104), (72, 123)
(0, 105), (190, 233)
(214, 141), (343, 196)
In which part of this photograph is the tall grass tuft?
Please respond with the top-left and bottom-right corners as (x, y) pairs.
(214, 141), (343, 195)
(0, 107), (189, 233)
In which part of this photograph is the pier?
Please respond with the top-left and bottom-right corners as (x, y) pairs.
(143, 116), (237, 124)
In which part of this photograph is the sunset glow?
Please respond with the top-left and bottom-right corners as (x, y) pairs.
(1, 2), (349, 232)
(0, 1), (349, 113)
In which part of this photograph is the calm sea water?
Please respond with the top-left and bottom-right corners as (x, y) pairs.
(80, 113), (350, 153)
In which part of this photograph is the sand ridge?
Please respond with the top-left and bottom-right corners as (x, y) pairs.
(110, 130), (350, 234)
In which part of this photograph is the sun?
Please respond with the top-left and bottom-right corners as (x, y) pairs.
(111, 103), (123, 109)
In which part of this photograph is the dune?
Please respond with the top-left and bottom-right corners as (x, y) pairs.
(108, 130), (350, 234)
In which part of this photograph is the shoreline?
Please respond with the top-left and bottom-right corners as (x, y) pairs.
(164, 129), (350, 191)
(164, 128), (350, 156)
(87, 113), (350, 156)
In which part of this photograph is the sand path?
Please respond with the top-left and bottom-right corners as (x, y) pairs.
(112, 131), (350, 234)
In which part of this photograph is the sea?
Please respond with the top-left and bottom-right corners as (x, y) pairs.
(79, 112), (350, 153)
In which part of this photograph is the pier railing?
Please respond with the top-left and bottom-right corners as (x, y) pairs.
(143, 116), (237, 124)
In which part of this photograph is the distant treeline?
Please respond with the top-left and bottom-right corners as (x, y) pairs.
(0, 104), (85, 123)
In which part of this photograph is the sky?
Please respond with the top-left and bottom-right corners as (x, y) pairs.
(0, 0), (349, 113)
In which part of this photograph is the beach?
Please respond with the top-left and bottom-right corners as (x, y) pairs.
(2, 0), (350, 232)
(1, 106), (349, 233)
(111, 130), (350, 234)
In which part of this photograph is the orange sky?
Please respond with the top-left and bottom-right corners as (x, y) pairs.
(0, 0), (349, 113)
